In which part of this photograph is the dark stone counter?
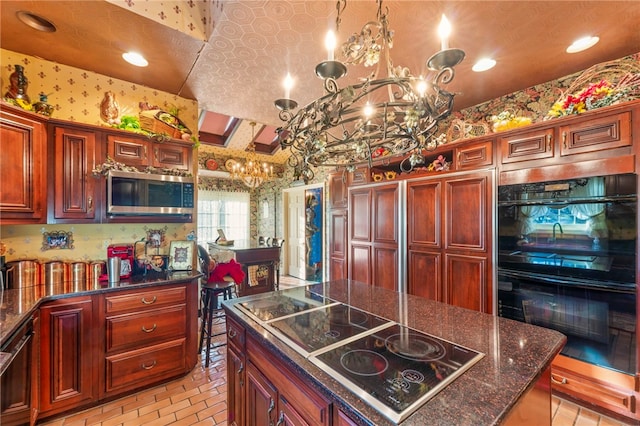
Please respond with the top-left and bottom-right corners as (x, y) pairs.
(223, 279), (566, 425)
(0, 271), (202, 346)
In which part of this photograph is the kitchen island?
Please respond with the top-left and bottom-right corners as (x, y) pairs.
(223, 279), (566, 425)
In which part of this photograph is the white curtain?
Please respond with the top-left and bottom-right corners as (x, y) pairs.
(569, 177), (607, 238)
(517, 193), (548, 237)
(197, 190), (250, 243)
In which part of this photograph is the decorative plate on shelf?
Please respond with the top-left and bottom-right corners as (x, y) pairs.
(205, 158), (219, 171)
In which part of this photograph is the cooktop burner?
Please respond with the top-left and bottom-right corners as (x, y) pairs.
(311, 324), (484, 424)
(268, 303), (390, 355)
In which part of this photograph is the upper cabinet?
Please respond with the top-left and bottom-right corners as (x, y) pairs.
(0, 107), (47, 224)
(108, 134), (191, 170)
(558, 110), (631, 156)
(50, 126), (99, 223)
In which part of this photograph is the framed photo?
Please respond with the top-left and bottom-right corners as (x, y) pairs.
(168, 240), (195, 271)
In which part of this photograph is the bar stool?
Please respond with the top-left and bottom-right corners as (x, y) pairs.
(198, 278), (235, 367)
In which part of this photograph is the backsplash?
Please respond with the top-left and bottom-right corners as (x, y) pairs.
(0, 223), (195, 263)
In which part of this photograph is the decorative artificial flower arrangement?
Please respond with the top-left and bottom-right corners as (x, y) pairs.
(92, 156), (192, 178)
(547, 79), (627, 118)
(427, 155), (450, 172)
(490, 111), (532, 132)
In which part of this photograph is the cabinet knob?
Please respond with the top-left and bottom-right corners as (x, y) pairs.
(141, 296), (157, 305)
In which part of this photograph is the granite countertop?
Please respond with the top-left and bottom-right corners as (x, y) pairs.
(223, 279), (567, 426)
(0, 271), (202, 346)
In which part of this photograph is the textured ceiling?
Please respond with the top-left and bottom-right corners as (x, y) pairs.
(2, 1), (640, 164)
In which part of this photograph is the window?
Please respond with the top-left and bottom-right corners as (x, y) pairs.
(197, 190), (250, 243)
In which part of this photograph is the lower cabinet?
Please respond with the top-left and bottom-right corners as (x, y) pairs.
(39, 296), (97, 417)
(227, 314), (333, 426)
(552, 355), (638, 419)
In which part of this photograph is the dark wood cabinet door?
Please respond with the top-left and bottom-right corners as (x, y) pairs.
(372, 246), (398, 291)
(328, 172), (348, 209)
(329, 210), (347, 281)
(0, 108), (46, 223)
(349, 189), (371, 242)
(407, 179), (441, 248)
(153, 143), (191, 170)
(246, 361), (278, 426)
(444, 254), (490, 313)
(277, 394), (309, 426)
(499, 127), (554, 164)
(559, 110), (631, 156)
(372, 183), (399, 244)
(39, 297), (96, 415)
(52, 126), (97, 221)
(456, 139), (494, 170)
(108, 134), (148, 167)
(349, 244), (371, 285)
(227, 348), (245, 426)
(407, 249), (441, 301)
(444, 173), (490, 252)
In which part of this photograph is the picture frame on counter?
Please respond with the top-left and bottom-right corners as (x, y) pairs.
(168, 240), (195, 271)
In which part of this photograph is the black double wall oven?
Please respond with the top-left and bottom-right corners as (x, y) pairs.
(497, 173), (637, 376)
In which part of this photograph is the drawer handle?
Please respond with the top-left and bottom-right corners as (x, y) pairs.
(141, 296), (157, 305)
(142, 324), (157, 333)
(268, 398), (275, 423)
(551, 374), (568, 385)
(238, 361), (244, 387)
(228, 329), (237, 339)
(141, 360), (157, 370)
(276, 412), (285, 426)
(562, 131), (567, 149)
(547, 134), (552, 151)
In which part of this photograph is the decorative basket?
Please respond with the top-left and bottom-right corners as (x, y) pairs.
(139, 109), (189, 139)
(446, 119), (490, 142)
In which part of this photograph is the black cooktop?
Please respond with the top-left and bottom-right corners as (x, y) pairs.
(234, 288), (484, 424)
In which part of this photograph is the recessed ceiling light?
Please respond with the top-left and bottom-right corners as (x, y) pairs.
(16, 10), (56, 32)
(566, 36), (599, 53)
(122, 52), (149, 67)
(472, 58), (496, 72)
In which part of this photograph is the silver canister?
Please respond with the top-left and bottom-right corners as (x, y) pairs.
(6, 259), (40, 289)
(107, 257), (121, 286)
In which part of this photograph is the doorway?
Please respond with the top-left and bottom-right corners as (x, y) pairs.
(283, 183), (325, 282)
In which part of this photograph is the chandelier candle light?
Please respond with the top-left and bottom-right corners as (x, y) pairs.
(274, 1), (465, 182)
(230, 121), (273, 189)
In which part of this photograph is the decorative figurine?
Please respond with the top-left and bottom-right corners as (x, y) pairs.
(100, 91), (120, 124)
(5, 64), (30, 103)
(34, 92), (54, 117)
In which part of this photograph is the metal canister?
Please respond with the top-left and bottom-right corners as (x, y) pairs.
(42, 260), (67, 294)
(89, 261), (106, 289)
(69, 261), (88, 292)
(6, 260), (40, 289)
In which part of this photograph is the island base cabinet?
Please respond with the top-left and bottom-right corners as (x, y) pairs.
(246, 335), (330, 426)
(502, 366), (552, 426)
(227, 346), (245, 426)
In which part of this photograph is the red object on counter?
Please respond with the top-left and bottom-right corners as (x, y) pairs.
(107, 244), (134, 279)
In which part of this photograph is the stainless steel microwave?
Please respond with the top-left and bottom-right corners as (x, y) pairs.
(107, 170), (194, 216)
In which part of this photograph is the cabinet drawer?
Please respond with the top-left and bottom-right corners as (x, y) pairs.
(105, 286), (186, 314)
(499, 128), (554, 164)
(551, 367), (636, 415)
(105, 339), (186, 393)
(559, 111), (631, 156)
(106, 305), (186, 352)
(456, 140), (493, 170)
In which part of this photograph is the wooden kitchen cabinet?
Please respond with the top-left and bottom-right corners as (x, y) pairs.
(348, 183), (399, 291)
(499, 126), (554, 164)
(407, 171), (493, 313)
(455, 139), (494, 170)
(329, 209), (348, 281)
(39, 296), (97, 417)
(227, 315), (246, 426)
(328, 172), (348, 209)
(0, 106), (47, 224)
(50, 126), (99, 222)
(99, 284), (196, 397)
(558, 110), (631, 156)
(107, 133), (192, 171)
(246, 334), (330, 426)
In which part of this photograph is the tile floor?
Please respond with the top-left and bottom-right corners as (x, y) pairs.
(39, 276), (636, 426)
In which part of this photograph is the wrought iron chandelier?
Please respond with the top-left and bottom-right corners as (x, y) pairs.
(274, 0), (464, 182)
(230, 122), (273, 189)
